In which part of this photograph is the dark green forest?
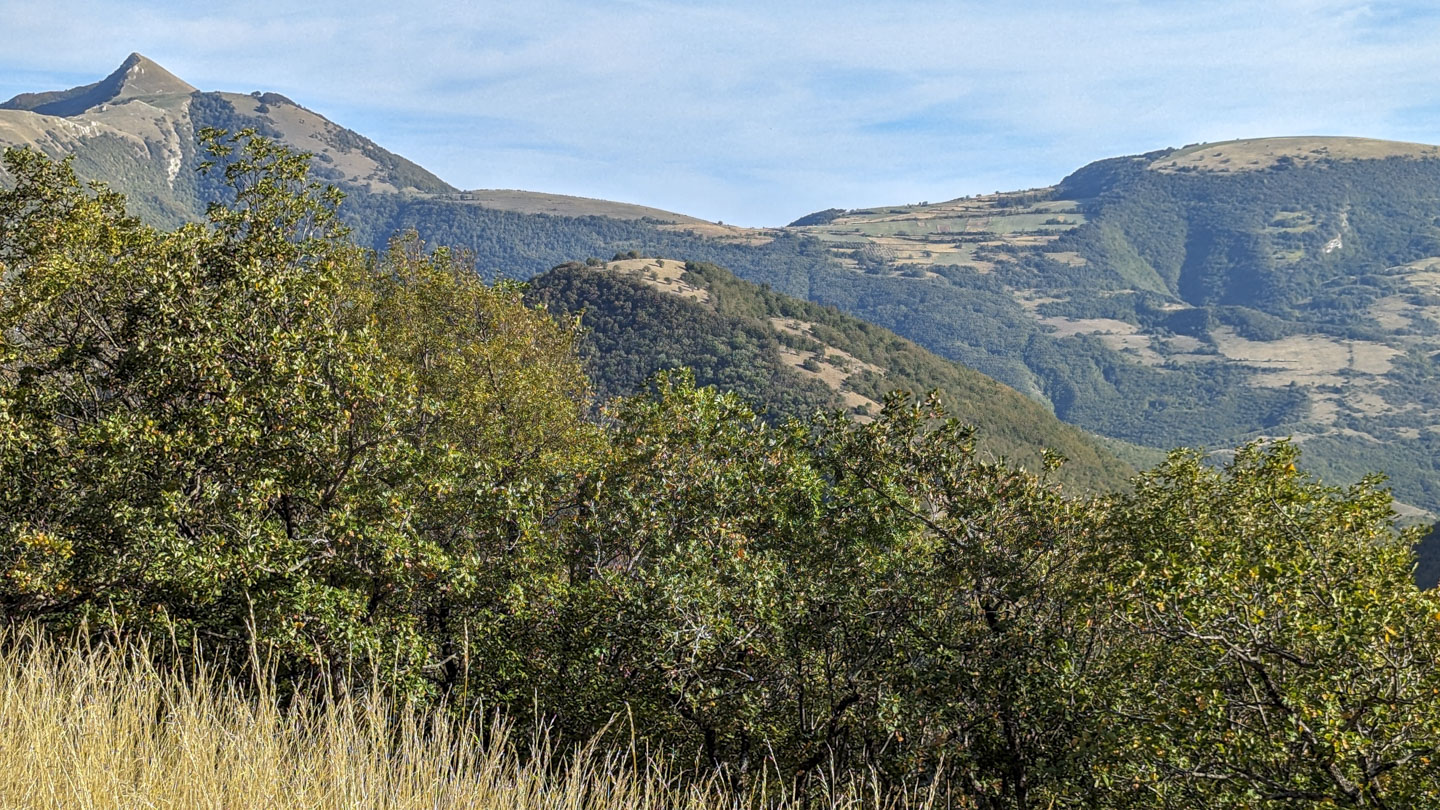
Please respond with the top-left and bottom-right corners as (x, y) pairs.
(525, 263), (840, 415)
(1053, 152), (1440, 309)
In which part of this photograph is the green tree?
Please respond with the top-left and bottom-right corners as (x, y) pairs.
(0, 132), (597, 696)
(539, 372), (842, 785)
(1104, 442), (1440, 807)
(541, 374), (1112, 806)
(813, 393), (1113, 808)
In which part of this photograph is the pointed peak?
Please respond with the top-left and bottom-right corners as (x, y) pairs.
(0, 53), (195, 117)
(108, 53), (196, 98)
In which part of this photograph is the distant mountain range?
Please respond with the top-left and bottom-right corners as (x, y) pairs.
(3, 55), (1438, 538)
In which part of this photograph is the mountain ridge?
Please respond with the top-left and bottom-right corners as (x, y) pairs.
(0, 53), (455, 220)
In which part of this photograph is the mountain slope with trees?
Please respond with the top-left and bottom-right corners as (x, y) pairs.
(787, 139), (1440, 522)
(527, 258), (1134, 492)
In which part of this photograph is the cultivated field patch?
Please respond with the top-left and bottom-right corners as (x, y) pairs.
(1211, 327), (1399, 384)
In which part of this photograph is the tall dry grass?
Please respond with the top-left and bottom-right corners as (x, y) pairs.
(0, 628), (942, 810)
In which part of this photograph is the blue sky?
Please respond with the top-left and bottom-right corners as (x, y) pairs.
(3, 0), (1440, 225)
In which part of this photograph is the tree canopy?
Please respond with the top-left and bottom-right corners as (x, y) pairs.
(0, 132), (598, 695)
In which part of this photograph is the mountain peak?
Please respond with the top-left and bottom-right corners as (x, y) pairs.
(0, 52), (196, 117)
(111, 53), (196, 98)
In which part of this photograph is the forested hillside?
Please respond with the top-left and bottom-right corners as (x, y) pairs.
(786, 140), (1440, 521)
(527, 259), (1134, 491)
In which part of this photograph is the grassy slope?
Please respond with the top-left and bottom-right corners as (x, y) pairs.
(1153, 136), (1440, 173)
(454, 189), (707, 223)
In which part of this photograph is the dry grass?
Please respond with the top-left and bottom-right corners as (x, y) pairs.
(606, 257), (713, 305)
(0, 628), (940, 810)
(1209, 326), (1399, 385)
(1150, 136), (1440, 173)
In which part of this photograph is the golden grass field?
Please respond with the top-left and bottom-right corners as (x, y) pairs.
(0, 629), (941, 810)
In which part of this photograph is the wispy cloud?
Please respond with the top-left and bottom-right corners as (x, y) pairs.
(3, 0), (1440, 224)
